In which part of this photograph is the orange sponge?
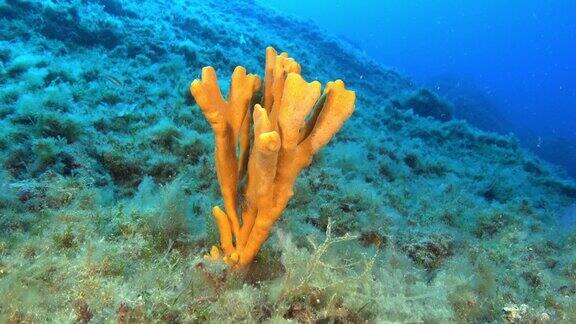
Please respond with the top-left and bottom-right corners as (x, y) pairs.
(191, 47), (355, 268)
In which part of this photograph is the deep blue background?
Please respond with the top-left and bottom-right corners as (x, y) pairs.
(258, 0), (576, 177)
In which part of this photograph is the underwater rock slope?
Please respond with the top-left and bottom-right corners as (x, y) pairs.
(1, 0), (575, 322)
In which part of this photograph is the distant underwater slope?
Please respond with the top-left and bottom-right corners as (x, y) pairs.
(1, 0), (576, 322)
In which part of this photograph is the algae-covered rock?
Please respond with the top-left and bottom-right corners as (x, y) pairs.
(391, 88), (453, 121)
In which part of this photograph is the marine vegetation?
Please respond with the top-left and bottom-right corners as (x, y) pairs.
(192, 47), (355, 268)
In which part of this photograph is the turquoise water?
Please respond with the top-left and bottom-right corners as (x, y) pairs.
(0, 0), (575, 322)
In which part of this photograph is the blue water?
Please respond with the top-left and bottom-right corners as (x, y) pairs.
(260, 0), (576, 177)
